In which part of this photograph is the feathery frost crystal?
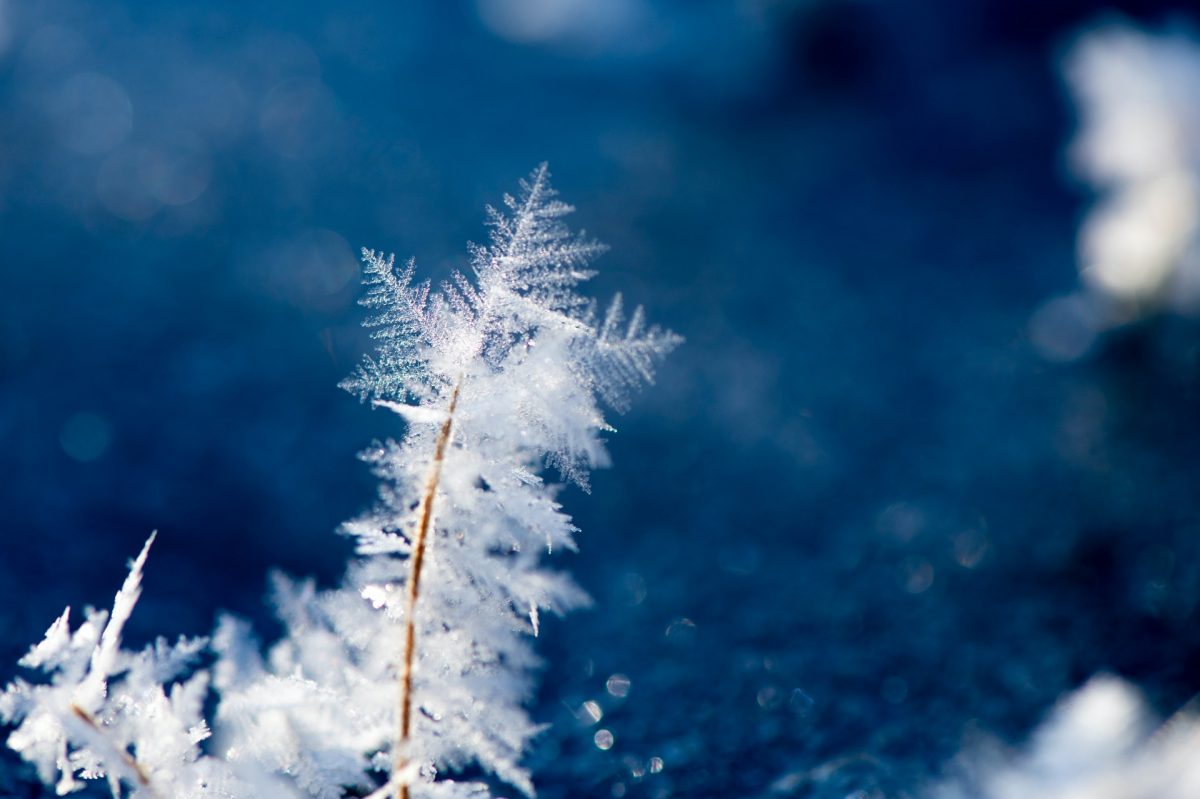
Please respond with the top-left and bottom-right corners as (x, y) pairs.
(0, 533), (285, 798)
(1, 165), (678, 798)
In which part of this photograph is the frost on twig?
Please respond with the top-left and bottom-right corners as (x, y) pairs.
(0, 534), (267, 798)
(2, 166), (675, 799)
(215, 164), (679, 798)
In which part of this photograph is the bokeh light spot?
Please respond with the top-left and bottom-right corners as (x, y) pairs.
(50, 73), (132, 155)
(606, 674), (631, 698)
(60, 412), (113, 462)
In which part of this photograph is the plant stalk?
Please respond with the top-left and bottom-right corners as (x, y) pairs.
(395, 380), (461, 799)
(70, 703), (158, 797)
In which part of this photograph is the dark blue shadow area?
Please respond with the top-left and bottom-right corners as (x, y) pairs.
(2, 1), (1200, 797)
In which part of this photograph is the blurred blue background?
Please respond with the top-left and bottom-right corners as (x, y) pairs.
(3, 1), (1200, 797)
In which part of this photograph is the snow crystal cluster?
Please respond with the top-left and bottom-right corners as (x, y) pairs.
(0, 165), (678, 798)
(1031, 21), (1200, 361)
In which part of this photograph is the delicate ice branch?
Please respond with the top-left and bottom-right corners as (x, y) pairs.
(4, 166), (676, 799)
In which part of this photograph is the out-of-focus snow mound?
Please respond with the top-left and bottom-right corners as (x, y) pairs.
(1033, 20), (1200, 363)
(937, 676), (1200, 799)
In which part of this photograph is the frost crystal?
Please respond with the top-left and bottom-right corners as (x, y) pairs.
(0, 164), (672, 791)
(3, 165), (675, 799)
(218, 164), (678, 798)
(0, 534), (275, 798)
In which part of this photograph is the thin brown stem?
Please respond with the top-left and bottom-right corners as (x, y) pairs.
(395, 379), (461, 799)
(69, 703), (158, 797)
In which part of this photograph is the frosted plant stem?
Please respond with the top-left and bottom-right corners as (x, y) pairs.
(69, 703), (158, 798)
(396, 379), (461, 799)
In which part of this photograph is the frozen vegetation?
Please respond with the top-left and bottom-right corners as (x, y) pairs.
(0, 166), (678, 798)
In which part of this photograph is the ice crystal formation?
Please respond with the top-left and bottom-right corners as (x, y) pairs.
(0, 165), (678, 798)
(0, 534), (294, 798)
